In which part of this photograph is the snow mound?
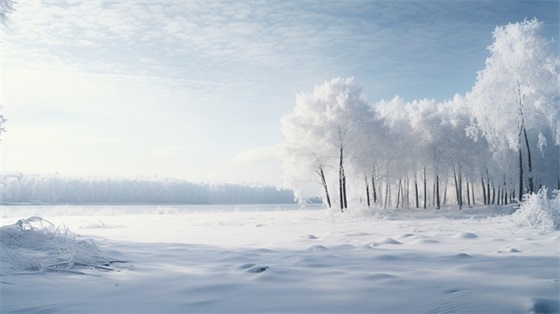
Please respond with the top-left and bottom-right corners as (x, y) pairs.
(0, 216), (127, 275)
(453, 232), (478, 239)
(306, 245), (328, 251)
(300, 234), (318, 240)
(511, 188), (560, 232)
(498, 247), (521, 253)
(367, 237), (402, 247)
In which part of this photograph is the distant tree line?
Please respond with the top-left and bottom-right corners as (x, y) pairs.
(0, 173), (295, 205)
(280, 19), (560, 211)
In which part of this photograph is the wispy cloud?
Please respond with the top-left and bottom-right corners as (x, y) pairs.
(230, 145), (279, 163)
(8, 0), (557, 101)
(152, 145), (201, 158)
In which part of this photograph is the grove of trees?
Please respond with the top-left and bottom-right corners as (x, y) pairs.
(281, 19), (560, 211)
(1, 173), (295, 205)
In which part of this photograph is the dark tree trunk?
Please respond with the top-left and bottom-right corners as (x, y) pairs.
(523, 126), (534, 194)
(423, 167), (427, 209)
(518, 148), (523, 201)
(466, 180), (471, 206)
(481, 177), (486, 205)
(415, 173), (419, 208)
(487, 178), (491, 205)
(365, 175), (370, 207)
(342, 171), (348, 209)
(453, 167), (462, 210)
(339, 176), (344, 212)
(436, 175), (440, 209)
(372, 168), (377, 204)
(318, 166), (331, 208)
(339, 147), (345, 212)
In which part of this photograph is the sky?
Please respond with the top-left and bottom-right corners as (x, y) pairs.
(0, 0), (558, 187)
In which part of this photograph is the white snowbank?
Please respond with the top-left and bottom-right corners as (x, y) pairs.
(1, 205), (559, 313)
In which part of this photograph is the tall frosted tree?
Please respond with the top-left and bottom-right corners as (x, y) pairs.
(0, 0), (15, 136)
(280, 77), (375, 210)
(467, 18), (560, 199)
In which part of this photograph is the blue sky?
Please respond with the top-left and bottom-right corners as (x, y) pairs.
(1, 0), (558, 186)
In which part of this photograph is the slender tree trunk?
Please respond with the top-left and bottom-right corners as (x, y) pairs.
(436, 175), (440, 209)
(432, 182), (436, 207)
(471, 182), (476, 206)
(371, 168), (377, 204)
(423, 167), (427, 209)
(466, 180), (471, 206)
(518, 148), (523, 201)
(453, 168), (460, 209)
(396, 179), (402, 208)
(384, 180), (389, 209)
(406, 177), (410, 207)
(491, 184), (496, 204)
(459, 165), (463, 209)
(342, 171), (348, 209)
(318, 166), (331, 208)
(523, 127), (534, 194)
(339, 172), (344, 212)
(487, 177), (491, 205)
(384, 165), (391, 208)
(415, 173), (419, 208)
(365, 175), (370, 207)
(497, 188), (501, 205)
(481, 177), (486, 205)
(443, 185), (448, 207)
(452, 170), (457, 203)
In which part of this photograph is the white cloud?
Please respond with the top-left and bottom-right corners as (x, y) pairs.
(230, 145), (279, 163)
(152, 145), (200, 158)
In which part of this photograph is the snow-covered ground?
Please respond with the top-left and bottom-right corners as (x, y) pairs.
(1, 204), (559, 313)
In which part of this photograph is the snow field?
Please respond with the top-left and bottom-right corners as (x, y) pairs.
(1, 206), (559, 313)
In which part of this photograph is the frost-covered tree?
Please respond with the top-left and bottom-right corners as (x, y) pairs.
(0, 0), (15, 136)
(279, 19), (559, 211)
(280, 78), (375, 210)
(467, 19), (560, 200)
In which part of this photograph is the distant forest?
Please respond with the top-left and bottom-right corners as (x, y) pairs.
(0, 173), (295, 205)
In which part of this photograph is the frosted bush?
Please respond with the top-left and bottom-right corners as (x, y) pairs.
(0, 216), (126, 275)
(511, 188), (560, 232)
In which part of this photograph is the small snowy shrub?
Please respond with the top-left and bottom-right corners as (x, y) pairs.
(511, 188), (560, 232)
(0, 216), (125, 275)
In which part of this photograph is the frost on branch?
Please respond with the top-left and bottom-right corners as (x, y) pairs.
(511, 188), (560, 232)
(0, 217), (131, 275)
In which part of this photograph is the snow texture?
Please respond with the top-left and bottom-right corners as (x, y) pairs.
(1, 204), (558, 313)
